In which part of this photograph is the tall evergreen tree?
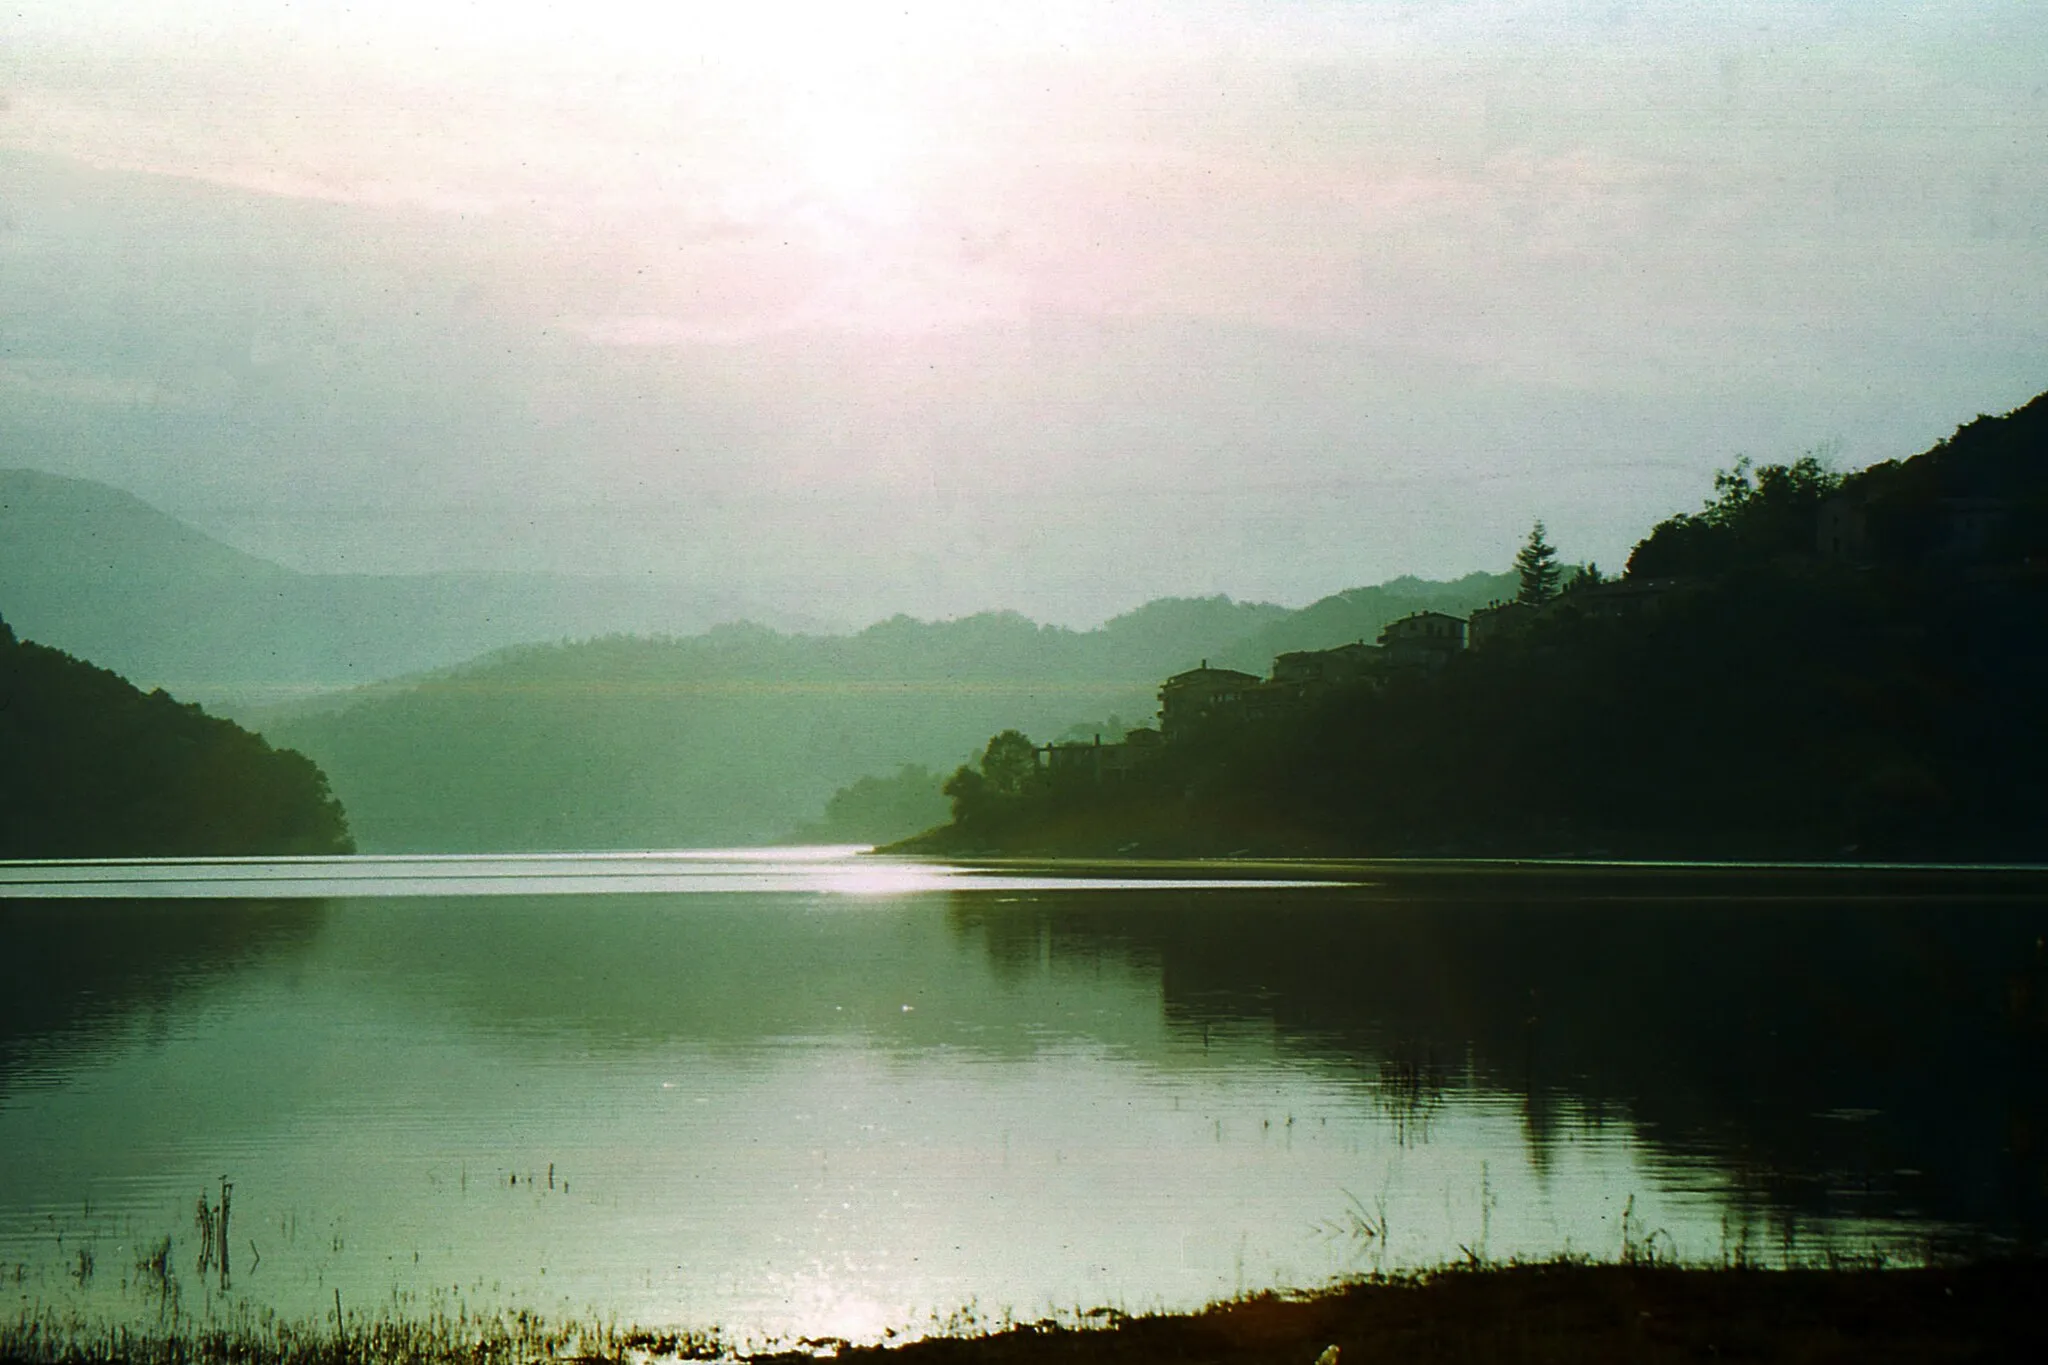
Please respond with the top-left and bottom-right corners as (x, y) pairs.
(1515, 521), (1562, 605)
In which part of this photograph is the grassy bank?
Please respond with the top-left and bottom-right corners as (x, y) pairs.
(7, 1261), (2044, 1365)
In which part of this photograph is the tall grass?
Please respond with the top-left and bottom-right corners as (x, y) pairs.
(0, 1302), (728, 1365)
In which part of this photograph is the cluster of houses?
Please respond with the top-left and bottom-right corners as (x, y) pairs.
(1039, 577), (1696, 782)
(1156, 609), (1469, 742)
(1042, 609), (1474, 781)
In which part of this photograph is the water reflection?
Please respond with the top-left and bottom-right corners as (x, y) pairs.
(0, 868), (2043, 1346)
(1, 898), (325, 1087)
(951, 886), (2048, 1244)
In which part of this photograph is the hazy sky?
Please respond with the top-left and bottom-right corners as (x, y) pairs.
(4, 1), (2045, 626)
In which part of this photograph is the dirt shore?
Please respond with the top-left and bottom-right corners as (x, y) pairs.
(766, 1261), (2046, 1365)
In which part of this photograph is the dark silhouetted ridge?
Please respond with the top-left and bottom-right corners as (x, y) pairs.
(0, 614), (353, 857)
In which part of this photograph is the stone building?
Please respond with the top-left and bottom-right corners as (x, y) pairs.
(1043, 728), (1164, 782)
(1376, 610), (1467, 671)
(1158, 662), (1264, 742)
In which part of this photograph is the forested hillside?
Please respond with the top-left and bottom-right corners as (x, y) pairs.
(915, 391), (2048, 862)
(0, 616), (353, 857)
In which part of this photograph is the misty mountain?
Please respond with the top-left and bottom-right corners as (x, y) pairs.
(3, 462), (1511, 850)
(262, 576), (1512, 853)
(0, 468), (795, 706)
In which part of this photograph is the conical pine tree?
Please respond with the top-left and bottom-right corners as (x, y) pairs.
(1515, 521), (1562, 605)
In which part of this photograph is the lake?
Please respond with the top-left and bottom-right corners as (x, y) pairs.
(3, 850), (2045, 1348)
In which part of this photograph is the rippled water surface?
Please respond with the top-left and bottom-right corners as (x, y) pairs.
(3, 851), (2044, 1345)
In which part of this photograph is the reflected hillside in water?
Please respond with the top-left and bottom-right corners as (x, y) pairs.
(295, 892), (1175, 1058)
(105, 871), (2041, 1251)
(12, 877), (2044, 1251)
(0, 898), (326, 1085)
(5, 870), (2045, 1318)
(951, 879), (2048, 1248)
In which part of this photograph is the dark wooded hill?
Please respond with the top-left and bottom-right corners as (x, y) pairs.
(0, 615), (352, 858)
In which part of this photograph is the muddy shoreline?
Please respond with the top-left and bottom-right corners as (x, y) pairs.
(8, 1261), (2045, 1365)
(776, 1260), (2044, 1365)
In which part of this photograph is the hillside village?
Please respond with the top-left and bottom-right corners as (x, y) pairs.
(1043, 607), (1477, 781)
(1043, 561), (1688, 781)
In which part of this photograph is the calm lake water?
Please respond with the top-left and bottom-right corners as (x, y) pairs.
(3, 850), (2045, 1347)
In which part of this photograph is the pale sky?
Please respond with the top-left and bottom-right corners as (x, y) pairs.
(3, 1), (2045, 626)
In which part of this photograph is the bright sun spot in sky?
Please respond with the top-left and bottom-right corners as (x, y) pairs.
(793, 103), (917, 217)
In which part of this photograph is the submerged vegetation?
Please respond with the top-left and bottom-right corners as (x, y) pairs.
(913, 391), (2048, 861)
(0, 616), (353, 858)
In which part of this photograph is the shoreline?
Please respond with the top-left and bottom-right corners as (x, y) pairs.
(8, 1260), (2045, 1365)
(802, 1259), (2047, 1365)
(875, 850), (2048, 903)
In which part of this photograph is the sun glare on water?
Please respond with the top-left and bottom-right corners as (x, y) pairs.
(814, 860), (956, 897)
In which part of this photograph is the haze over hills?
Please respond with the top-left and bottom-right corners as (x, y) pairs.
(2, 462), (1514, 850)
(258, 571), (1514, 853)
(0, 468), (815, 706)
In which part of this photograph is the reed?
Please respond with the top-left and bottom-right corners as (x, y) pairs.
(0, 1302), (727, 1365)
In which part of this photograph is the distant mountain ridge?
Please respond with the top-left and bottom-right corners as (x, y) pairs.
(0, 468), (779, 705)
